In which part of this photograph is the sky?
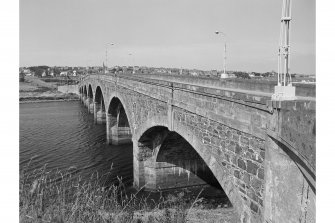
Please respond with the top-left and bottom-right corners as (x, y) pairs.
(20, 0), (315, 74)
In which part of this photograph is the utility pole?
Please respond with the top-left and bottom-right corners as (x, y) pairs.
(215, 31), (227, 77)
(105, 43), (114, 74)
(272, 0), (296, 100)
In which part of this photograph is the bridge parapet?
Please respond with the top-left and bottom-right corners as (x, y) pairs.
(126, 73), (315, 98)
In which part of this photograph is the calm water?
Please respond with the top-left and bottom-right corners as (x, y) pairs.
(20, 101), (133, 185)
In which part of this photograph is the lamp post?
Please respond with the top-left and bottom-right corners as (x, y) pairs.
(271, 0), (296, 100)
(105, 43), (114, 74)
(215, 31), (227, 75)
(128, 53), (135, 74)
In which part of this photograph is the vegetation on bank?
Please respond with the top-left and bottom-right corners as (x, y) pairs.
(20, 166), (205, 223)
(19, 76), (79, 103)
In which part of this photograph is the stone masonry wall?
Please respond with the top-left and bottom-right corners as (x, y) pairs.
(174, 107), (265, 220)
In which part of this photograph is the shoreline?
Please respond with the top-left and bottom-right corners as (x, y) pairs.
(19, 98), (80, 104)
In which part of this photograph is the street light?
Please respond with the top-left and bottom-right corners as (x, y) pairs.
(128, 53), (135, 74)
(215, 31), (227, 76)
(105, 43), (115, 73)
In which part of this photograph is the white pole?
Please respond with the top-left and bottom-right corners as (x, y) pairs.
(224, 43), (227, 74)
(215, 31), (227, 75)
(105, 43), (114, 74)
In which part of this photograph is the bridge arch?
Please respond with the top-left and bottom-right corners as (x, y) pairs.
(93, 86), (106, 124)
(85, 84), (94, 113)
(106, 96), (133, 145)
(134, 118), (245, 219)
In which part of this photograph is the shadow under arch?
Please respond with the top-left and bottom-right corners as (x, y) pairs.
(83, 85), (87, 97)
(88, 84), (93, 99)
(136, 124), (241, 212)
(106, 97), (132, 145)
(94, 86), (106, 124)
(134, 116), (247, 219)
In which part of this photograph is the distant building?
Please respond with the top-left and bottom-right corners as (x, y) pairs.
(60, 71), (68, 76)
(22, 69), (32, 76)
(220, 73), (229, 78)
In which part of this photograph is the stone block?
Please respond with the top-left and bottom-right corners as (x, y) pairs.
(234, 170), (241, 179)
(251, 177), (262, 193)
(242, 173), (250, 186)
(240, 136), (250, 146)
(257, 168), (264, 180)
(235, 144), (242, 155)
(250, 201), (259, 213)
(237, 158), (247, 170)
(247, 160), (258, 176)
(247, 188), (258, 202)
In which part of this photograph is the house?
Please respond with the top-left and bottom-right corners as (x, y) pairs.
(60, 71), (68, 76)
(220, 73), (229, 78)
(22, 69), (32, 76)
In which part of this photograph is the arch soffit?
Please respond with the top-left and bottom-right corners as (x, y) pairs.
(135, 117), (243, 215)
(94, 85), (106, 104)
(106, 93), (134, 135)
(88, 84), (94, 98)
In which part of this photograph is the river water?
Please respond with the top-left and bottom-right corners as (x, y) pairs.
(20, 101), (133, 185)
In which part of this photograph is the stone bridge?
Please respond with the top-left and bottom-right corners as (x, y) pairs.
(79, 73), (315, 223)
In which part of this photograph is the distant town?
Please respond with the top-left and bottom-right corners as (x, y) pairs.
(19, 65), (316, 83)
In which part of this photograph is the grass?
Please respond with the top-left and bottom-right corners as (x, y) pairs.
(19, 165), (202, 223)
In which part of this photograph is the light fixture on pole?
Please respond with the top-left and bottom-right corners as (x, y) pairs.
(215, 31), (227, 78)
(105, 43), (114, 74)
(272, 0), (296, 100)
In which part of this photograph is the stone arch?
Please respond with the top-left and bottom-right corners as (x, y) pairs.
(94, 86), (106, 124)
(134, 118), (246, 221)
(86, 84), (94, 113)
(105, 96), (133, 145)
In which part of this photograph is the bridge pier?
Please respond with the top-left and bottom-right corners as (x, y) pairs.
(82, 95), (87, 105)
(94, 102), (106, 124)
(88, 98), (94, 113)
(84, 97), (89, 108)
(106, 114), (132, 145)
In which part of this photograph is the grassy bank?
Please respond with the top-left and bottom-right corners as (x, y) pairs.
(20, 166), (237, 223)
(20, 166), (192, 223)
(20, 76), (79, 103)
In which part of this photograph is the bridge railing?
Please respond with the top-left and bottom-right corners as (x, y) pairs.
(80, 73), (315, 100)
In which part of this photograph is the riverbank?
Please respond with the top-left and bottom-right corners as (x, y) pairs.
(20, 167), (238, 223)
(20, 76), (79, 103)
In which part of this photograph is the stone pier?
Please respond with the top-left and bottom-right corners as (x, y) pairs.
(94, 102), (106, 124)
(106, 114), (132, 145)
